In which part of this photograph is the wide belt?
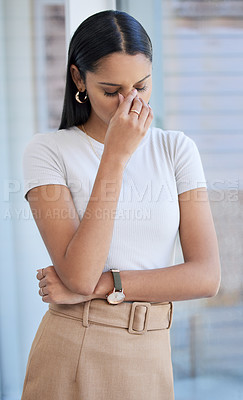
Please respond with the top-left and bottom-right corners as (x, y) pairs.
(49, 299), (173, 335)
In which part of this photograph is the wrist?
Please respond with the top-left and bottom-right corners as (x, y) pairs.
(101, 151), (126, 172)
(106, 269), (126, 304)
(93, 271), (114, 297)
(120, 270), (129, 300)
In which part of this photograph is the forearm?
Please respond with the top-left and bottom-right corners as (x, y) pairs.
(31, 91), (152, 296)
(62, 154), (124, 295)
(94, 261), (221, 302)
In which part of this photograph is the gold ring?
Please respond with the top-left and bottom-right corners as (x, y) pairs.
(130, 109), (140, 116)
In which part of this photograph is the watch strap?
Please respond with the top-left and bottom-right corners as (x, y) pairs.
(110, 269), (122, 291)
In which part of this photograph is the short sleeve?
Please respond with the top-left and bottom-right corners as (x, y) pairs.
(22, 133), (67, 201)
(173, 131), (207, 195)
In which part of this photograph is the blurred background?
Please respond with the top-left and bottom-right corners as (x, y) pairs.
(0, 0), (243, 399)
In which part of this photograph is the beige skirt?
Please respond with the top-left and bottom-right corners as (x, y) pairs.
(21, 299), (174, 400)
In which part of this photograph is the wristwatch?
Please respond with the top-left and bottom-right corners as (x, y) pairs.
(106, 269), (125, 305)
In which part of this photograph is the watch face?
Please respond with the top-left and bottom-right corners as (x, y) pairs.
(107, 290), (125, 305)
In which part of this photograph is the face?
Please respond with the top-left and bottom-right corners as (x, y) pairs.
(77, 52), (152, 128)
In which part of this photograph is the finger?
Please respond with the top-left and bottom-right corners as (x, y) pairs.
(39, 277), (47, 288)
(36, 269), (44, 280)
(144, 106), (154, 131)
(45, 265), (55, 273)
(118, 89), (137, 114)
(136, 98), (150, 124)
(118, 92), (124, 105)
(36, 266), (51, 280)
(42, 295), (50, 303)
(39, 287), (48, 296)
(129, 96), (143, 117)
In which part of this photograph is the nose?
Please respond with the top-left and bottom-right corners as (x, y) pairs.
(119, 88), (135, 98)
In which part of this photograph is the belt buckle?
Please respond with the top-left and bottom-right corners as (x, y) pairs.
(128, 302), (151, 335)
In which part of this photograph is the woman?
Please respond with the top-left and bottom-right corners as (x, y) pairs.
(21, 10), (221, 400)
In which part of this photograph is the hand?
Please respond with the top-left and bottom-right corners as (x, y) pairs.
(103, 89), (153, 167)
(36, 266), (95, 304)
(93, 271), (114, 297)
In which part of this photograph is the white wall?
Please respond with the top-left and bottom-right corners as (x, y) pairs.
(66, 0), (116, 40)
(0, 0), (40, 397)
(0, 1), (21, 397)
(161, 2), (243, 190)
(116, 0), (165, 128)
(0, 1), (118, 398)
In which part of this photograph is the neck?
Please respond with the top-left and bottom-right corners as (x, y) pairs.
(81, 113), (108, 144)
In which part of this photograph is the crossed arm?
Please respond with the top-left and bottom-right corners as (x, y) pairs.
(32, 163), (221, 305)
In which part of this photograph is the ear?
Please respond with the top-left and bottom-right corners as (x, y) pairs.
(70, 64), (86, 92)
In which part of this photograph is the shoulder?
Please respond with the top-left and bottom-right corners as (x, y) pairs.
(150, 126), (192, 145)
(24, 127), (76, 149)
(22, 130), (73, 200)
(23, 129), (74, 172)
(149, 126), (195, 158)
(149, 128), (207, 194)
(23, 127), (81, 159)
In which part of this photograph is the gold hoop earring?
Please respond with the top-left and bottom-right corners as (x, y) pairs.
(75, 90), (88, 103)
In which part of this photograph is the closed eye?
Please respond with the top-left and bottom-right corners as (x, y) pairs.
(104, 90), (119, 97)
(104, 86), (148, 97)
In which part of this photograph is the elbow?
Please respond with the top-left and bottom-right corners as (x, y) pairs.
(79, 286), (95, 296)
(74, 286), (94, 297)
(55, 261), (97, 296)
(205, 279), (220, 298)
(67, 276), (96, 296)
(71, 285), (94, 296)
(203, 263), (221, 298)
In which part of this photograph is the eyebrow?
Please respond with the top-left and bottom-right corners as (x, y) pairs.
(98, 74), (151, 87)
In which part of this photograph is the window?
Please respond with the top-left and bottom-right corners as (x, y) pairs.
(34, 0), (66, 131)
(172, 0), (243, 18)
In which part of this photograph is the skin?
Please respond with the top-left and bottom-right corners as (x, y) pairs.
(71, 52), (153, 144)
(33, 52), (221, 304)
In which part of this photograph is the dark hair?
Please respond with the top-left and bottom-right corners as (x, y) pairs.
(59, 10), (152, 130)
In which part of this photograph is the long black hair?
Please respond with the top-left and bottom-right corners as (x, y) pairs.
(59, 10), (152, 130)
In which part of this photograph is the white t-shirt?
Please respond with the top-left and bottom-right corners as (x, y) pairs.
(23, 126), (207, 272)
